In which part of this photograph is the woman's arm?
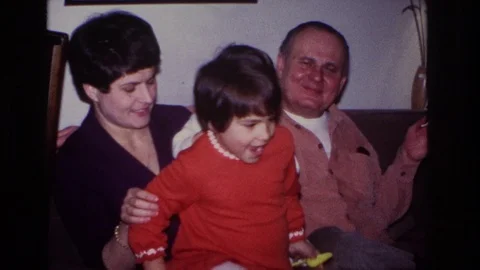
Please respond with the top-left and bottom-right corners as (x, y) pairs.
(102, 187), (165, 269)
(102, 223), (136, 270)
(55, 157), (123, 268)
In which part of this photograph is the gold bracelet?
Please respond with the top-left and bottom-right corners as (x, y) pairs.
(114, 224), (130, 250)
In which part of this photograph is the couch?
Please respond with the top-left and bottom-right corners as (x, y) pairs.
(48, 109), (428, 269)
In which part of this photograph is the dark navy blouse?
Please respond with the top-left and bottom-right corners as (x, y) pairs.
(54, 104), (191, 268)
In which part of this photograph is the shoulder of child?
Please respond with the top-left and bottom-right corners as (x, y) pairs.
(175, 132), (209, 160)
(271, 126), (295, 154)
(275, 126), (294, 144)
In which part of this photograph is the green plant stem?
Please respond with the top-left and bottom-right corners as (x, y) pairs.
(418, 0), (426, 65)
(410, 0), (426, 66)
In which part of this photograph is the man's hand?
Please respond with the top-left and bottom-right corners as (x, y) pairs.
(56, 125), (79, 149)
(402, 116), (428, 162)
(121, 188), (159, 224)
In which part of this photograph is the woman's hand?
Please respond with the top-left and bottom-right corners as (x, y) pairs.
(121, 187), (159, 224)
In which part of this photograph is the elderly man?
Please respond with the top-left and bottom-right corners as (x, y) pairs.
(275, 21), (427, 241)
(271, 21), (427, 269)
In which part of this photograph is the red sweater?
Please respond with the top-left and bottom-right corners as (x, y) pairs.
(129, 126), (305, 269)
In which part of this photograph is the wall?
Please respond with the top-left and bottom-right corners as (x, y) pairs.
(47, 0), (423, 128)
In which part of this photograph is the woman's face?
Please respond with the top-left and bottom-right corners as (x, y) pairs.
(86, 67), (158, 130)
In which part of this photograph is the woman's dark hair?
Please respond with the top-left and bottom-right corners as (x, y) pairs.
(194, 44), (282, 132)
(68, 10), (160, 103)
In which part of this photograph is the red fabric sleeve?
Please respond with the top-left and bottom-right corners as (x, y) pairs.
(128, 156), (198, 263)
(283, 133), (306, 243)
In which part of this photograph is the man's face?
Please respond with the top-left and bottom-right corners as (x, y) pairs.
(85, 67), (158, 130)
(276, 28), (347, 118)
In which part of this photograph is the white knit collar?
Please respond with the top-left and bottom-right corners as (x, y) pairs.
(207, 130), (240, 160)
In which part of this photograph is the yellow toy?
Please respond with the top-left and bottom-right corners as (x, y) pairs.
(291, 252), (333, 268)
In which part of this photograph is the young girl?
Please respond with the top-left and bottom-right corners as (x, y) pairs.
(128, 44), (317, 270)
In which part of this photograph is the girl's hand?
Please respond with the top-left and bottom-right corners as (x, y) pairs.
(289, 240), (318, 259)
(290, 240), (334, 269)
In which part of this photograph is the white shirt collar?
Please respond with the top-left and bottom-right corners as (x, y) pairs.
(284, 110), (329, 132)
(283, 109), (332, 159)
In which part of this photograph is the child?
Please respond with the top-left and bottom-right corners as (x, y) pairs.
(128, 44), (317, 270)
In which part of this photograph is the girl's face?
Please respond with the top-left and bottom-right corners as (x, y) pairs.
(85, 67), (158, 131)
(214, 114), (276, 163)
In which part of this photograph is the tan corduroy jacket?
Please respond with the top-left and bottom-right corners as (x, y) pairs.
(280, 105), (420, 243)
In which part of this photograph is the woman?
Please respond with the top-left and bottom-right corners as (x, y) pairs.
(54, 10), (190, 269)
